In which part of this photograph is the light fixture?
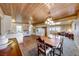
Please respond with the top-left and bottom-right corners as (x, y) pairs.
(12, 18), (16, 23)
(45, 17), (54, 25)
(29, 16), (33, 20)
(44, 3), (54, 25)
(45, 8), (54, 25)
(68, 28), (72, 33)
(29, 16), (33, 25)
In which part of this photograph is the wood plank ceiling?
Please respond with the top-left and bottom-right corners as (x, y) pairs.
(0, 3), (79, 25)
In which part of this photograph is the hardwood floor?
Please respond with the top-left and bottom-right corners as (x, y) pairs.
(23, 35), (39, 55)
(0, 38), (22, 56)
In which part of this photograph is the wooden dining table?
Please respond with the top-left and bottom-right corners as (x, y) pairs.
(40, 36), (61, 48)
(38, 36), (62, 56)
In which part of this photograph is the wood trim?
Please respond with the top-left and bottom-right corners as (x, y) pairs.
(53, 14), (77, 22)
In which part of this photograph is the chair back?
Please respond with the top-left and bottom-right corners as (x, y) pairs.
(60, 37), (64, 47)
(57, 36), (64, 48)
(54, 36), (64, 56)
(60, 38), (63, 45)
(37, 37), (46, 52)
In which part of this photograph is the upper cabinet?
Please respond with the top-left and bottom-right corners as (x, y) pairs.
(1, 15), (12, 35)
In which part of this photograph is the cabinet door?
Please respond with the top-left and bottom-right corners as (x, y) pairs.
(1, 15), (11, 35)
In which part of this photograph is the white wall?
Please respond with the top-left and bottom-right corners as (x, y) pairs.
(10, 22), (16, 33)
(72, 20), (79, 49)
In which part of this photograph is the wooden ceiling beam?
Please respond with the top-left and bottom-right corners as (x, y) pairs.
(53, 13), (77, 22)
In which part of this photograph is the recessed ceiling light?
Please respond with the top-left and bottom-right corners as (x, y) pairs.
(12, 19), (16, 23)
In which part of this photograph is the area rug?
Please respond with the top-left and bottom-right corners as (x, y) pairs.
(26, 47), (38, 56)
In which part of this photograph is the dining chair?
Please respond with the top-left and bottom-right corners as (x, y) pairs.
(54, 37), (64, 56)
(36, 37), (53, 56)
